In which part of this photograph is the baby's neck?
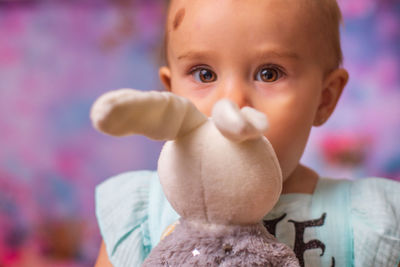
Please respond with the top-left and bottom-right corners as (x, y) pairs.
(281, 164), (319, 195)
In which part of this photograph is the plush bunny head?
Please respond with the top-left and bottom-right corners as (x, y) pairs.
(91, 89), (282, 226)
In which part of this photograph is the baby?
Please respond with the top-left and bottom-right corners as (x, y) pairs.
(95, 0), (400, 266)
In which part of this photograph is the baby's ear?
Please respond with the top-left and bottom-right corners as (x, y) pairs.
(314, 68), (349, 126)
(159, 66), (172, 92)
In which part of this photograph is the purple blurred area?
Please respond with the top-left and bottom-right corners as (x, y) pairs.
(0, 0), (399, 265)
(0, 0), (166, 265)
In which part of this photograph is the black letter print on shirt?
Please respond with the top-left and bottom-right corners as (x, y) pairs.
(288, 213), (327, 267)
(263, 213), (335, 267)
(263, 213), (287, 236)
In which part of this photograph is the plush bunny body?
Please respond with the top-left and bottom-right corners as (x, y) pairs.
(158, 119), (281, 224)
(91, 89), (299, 266)
(143, 219), (299, 267)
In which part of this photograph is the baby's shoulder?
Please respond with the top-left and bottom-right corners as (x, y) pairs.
(317, 176), (399, 208)
(347, 177), (400, 225)
(95, 170), (158, 266)
(96, 169), (156, 192)
(349, 176), (400, 198)
(313, 177), (400, 266)
(346, 177), (400, 266)
(95, 170), (179, 266)
(95, 170), (157, 228)
(317, 177), (400, 236)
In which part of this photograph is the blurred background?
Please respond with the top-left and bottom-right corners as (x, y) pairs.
(0, 0), (399, 266)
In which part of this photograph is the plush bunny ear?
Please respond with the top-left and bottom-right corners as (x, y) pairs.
(90, 89), (207, 140)
(211, 99), (268, 142)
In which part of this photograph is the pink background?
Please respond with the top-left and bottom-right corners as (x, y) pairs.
(0, 0), (399, 265)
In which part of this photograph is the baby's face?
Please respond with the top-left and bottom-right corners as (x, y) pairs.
(160, 0), (343, 180)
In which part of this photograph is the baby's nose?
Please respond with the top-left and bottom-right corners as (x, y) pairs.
(219, 80), (252, 109)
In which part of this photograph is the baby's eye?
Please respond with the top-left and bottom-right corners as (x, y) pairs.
(191, 68), (217, 83)
(255, 67), (283, 82)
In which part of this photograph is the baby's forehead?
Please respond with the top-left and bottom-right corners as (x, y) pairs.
(168, 0), (314, 33)
(165, 0), (342, 69)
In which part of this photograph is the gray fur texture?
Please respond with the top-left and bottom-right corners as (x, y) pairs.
(142, 219), (299, 266)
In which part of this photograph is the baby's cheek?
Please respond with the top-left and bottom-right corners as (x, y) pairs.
(190, 98), (214, 117)
(263, 131), (297, 179)
(198, 105), (212, 117)
(170, 90), (212, 116)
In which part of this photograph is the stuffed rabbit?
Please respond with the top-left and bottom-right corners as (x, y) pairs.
(91, 89), (299, 267)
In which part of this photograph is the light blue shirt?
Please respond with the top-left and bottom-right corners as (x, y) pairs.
(95, 171), (400, 267)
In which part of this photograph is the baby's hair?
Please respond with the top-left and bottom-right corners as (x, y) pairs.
(160, 0), (344, 71)
(306, 0), (344, 70)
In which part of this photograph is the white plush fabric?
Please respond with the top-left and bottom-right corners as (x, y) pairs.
(91, 89), (282, 225)
(90, 89), (207, 140)
(212, 99), (269, 142)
